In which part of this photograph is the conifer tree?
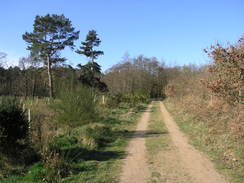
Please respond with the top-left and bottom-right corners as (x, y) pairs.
(23, 14), (79, 98)
(76, 30), (103, 62)
(76, 30), (107, 92)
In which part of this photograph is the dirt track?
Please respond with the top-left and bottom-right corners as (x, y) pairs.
(159, 102), (227, 183)
(120, 104), (152, 183)
(120, 102), (227, 183)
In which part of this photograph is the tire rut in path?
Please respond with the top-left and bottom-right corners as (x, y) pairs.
(120, 104), (152, 183)
(159, 102), (227, 183)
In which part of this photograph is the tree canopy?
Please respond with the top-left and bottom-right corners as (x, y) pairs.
(23, 14), (79, 97)
(76, 30), (103, 62)
(23, 14), (79, 61)
(76, 30), (107, 92)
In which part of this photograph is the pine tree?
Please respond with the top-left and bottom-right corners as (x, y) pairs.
(76, 30), (107, 92)
(23, 14), (79, 98)
(76, 30), (103, 62)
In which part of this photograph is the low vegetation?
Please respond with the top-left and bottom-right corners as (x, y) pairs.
(0, 95), (147, 183)
(0, 97), (28, 146)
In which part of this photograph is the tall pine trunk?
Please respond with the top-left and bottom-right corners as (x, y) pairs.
(32, 76), (36, 99)
(47, 55), (53, 98)
(24, 72), (28, 99)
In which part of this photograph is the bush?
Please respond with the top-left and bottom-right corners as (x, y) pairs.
(39, 136), (73, 182)
(105, 93), (123, 107)
(42, 150), (69, 183)
(0, 97), (28, 147)
(204, 37), (244, 105)
(106, 93), (149, 107)
(47, 135), (78, 153)
(53, 86), (98, 131)
(74, 123), (112, 149)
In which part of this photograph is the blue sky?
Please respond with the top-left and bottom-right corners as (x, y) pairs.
(0, 0), (243, 70)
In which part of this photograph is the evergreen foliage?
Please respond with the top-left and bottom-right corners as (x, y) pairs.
(53, 86), (97, 130)
(77, 62), (108, 92)
(76, 30), (104, 62)
(23, 14), (79, 98)
(76, 30), (108, 92)
(0, 97), (28, 146)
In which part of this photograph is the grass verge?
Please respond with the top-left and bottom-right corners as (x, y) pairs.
(164, 99), (244, 183)
(66, 104), (147, 183)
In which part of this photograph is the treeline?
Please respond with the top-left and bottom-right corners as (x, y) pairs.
(104, 55), (167, 98)
(166, 36), (244, 106)
(0, 54), (172, 102)
(0, 55), (169, 99)
(0, 63), (97, 97)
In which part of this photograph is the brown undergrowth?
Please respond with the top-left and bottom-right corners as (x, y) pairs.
(165, 95), (244, 182)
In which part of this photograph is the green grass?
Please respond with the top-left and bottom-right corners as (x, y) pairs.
(63, 103), (146, 183)
(0, 102), (147, 183)
(164, 99), (244, 183)
(146, 102), (169, 155)
(145, 102), (170, 183)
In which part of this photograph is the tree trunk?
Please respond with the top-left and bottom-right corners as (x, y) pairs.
(24, 73), (28, 99)
(32, 76), (36, 99)
(47, 55), (53, 98)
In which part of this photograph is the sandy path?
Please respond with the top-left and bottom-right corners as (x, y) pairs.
(147, 102), (193, 183)
(120, 104), (152, 183)
(159, 102), (227, 183)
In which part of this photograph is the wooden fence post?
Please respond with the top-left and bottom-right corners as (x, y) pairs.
(28, 108), (31, 126)
(102, 95), (105, 104)
(210, 94), (213, 106)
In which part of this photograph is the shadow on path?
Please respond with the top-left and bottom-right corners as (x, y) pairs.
(125, 130), (168, 138)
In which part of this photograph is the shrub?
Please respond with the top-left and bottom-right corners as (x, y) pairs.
(52, 86), (98, 132)
(74, 123), (112, 149)
(106, 93), (123, 107)
(0, 97), (28, 147)
(204, 37), (244, 105)
(106, 93), (149, 107)
(47, 135), (78, 153)
(42, 149), (69, 183)
(21, 162), (46, 183)
(165, 84), (175, 97)
(39, 136), (72, 182)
